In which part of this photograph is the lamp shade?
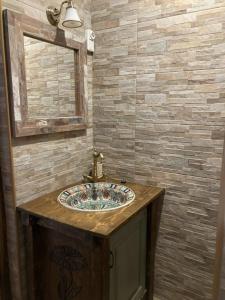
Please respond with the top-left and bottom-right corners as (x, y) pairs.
(62, 6), (82, 28)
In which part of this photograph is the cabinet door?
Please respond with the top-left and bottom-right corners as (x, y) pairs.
(31, 225), (106, 300)
(110, 209), (147, 300)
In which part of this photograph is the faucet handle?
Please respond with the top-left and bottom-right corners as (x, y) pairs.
(93, 148), (104, 160)
(93, 147), (98, 157)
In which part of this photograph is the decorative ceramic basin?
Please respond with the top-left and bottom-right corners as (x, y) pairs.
(58, 182), (135, 212)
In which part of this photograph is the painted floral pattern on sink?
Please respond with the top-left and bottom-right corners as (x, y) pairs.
(58, 183), (135, 212)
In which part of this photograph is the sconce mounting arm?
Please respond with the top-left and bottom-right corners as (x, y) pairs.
(46, 0), (73, 27)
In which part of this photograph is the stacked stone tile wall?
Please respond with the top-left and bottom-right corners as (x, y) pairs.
(92, 0), (225, 299)
(3, 0), (93, 205)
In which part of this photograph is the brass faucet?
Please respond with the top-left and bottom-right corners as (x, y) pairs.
(83, 149), (104, 183)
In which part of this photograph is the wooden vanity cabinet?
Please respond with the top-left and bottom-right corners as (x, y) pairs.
(21, 209), (148, 300)
(18, 183), (164, 300)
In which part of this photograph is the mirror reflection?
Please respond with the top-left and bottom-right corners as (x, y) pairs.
(24, 36), (76, 119)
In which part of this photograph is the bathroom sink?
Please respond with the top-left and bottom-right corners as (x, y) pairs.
(58, 182), (135, 212)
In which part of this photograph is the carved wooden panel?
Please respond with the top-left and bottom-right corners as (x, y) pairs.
(30, 225), (108, 300)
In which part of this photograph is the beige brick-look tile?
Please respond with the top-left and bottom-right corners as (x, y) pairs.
(3, 0), (93, 205)
(92, 0), (225, 299)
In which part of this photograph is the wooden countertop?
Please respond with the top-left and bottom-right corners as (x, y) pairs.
(18, 180), (164, 237)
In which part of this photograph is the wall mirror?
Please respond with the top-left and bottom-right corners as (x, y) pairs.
(4, 10), (87, 137)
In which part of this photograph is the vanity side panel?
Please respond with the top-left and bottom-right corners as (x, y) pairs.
(146, 195), (164, 300)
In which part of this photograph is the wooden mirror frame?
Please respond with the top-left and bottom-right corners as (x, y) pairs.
(3, 9), (87, 137)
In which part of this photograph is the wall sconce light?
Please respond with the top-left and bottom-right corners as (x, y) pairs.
(46, 0), (82, 29)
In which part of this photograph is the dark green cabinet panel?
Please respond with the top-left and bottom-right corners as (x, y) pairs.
(110, 209), (147, 300)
